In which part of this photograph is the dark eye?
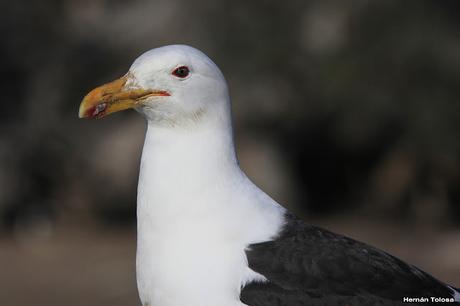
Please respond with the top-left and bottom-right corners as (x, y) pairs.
(172, 66), (190, 78)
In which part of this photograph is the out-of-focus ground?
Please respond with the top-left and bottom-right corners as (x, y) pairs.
(1, 217), (459, 306)
(1, 0), (460, 305)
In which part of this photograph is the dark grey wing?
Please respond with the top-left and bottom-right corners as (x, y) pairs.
(241, 213), (458, 306)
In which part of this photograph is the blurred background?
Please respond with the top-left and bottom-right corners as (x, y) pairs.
(1, 0), (460, 305)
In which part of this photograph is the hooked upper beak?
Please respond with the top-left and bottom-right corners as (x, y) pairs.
(78, 74), (170, 119)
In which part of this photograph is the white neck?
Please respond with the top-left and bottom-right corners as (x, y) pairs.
(138, 110), (237, 214)
(136, 113), (285, 306)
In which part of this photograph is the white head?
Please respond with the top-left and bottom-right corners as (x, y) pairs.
(79, 45), (231, 128)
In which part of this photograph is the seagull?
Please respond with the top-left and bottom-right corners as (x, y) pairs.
(79, 45), (460, 306)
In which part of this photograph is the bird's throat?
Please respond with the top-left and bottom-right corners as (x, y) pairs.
(135, 122), (249, 306)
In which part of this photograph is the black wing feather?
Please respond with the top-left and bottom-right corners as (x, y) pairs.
(241, 213), (458, 306)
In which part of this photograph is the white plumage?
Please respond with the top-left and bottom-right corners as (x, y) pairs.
(130, 46), (285, 306)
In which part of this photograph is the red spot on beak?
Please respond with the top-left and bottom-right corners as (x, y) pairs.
(85, 103), (107, 118)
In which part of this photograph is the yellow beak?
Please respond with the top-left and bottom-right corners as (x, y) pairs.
(79, 75), (170, 119)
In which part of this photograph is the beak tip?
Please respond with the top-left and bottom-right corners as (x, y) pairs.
(78, 102), (89, 119)
(78, 109), (85, 119)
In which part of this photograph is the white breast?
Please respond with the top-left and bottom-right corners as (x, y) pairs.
(135, 123), (285, 306)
